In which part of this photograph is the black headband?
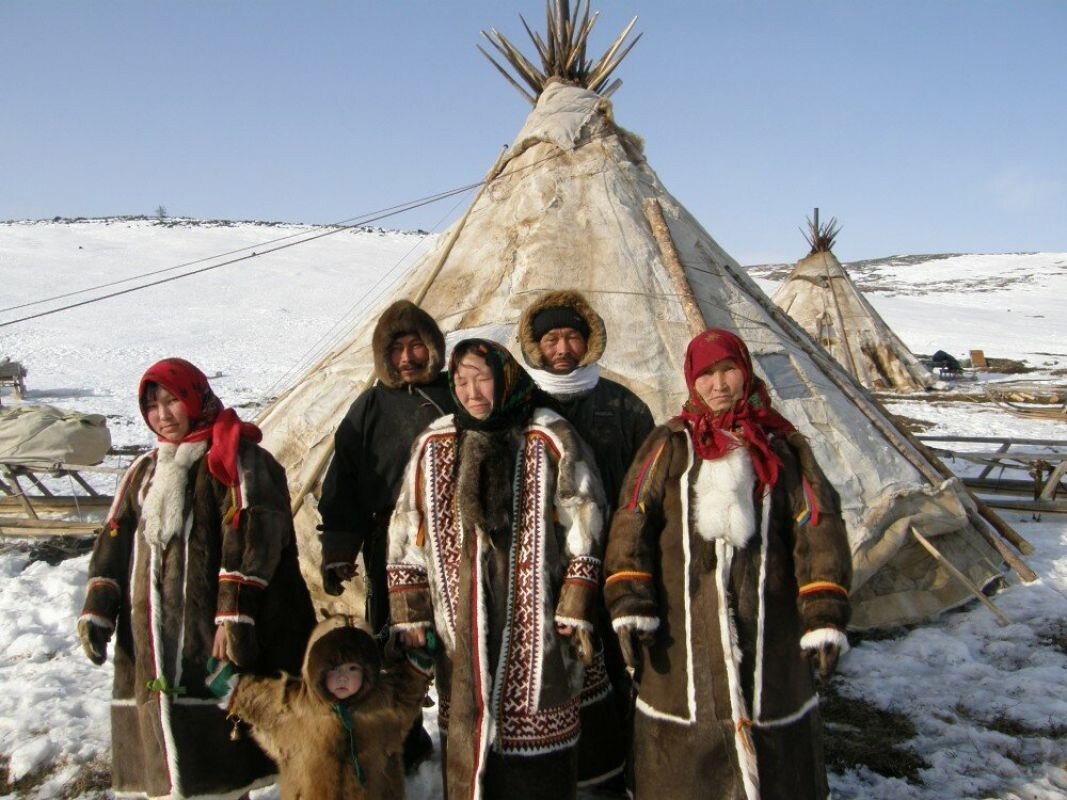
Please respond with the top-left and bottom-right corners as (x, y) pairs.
(531, 307), (590, 341)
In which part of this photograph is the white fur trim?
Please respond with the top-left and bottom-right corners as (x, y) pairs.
(554, 616), (593, 632)
(635, 696), (697, 725)
(716, 539), (760, 799)
(214, 614), (256, 626)
(611, 615), (660, 634)
(390, 620), (433, 633)
(140, 440), (207, 547)
(800, 627), (850, 655)
(78, 612), (115, 632)
(692, 446), (757, 547)
(218, 570), (268, 587)
(755, 695), (820, 730)
(576, 762), (625, 788)
(753, 487), (771, 721)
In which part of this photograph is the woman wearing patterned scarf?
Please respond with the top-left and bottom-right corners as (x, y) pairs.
(77, 357), (315, 799)
(603, 329), (853, 800)
(387, 339), (607, 800)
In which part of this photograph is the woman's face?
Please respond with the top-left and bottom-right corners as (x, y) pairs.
(144, 386), (191, 441)
(453, 353), (495, 420)
(693, 358), (745, 416)
(324, 661), (364, 700)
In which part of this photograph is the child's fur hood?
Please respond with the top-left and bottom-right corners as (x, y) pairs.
(303, 616), (381, 708)
(372, 300), (447, 388)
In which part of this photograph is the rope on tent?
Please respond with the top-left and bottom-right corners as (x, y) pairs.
(287, 146), (515, 518)
(0, 183), (482, 330)
(0, 224), (352, 315)
(260, 190), (474, 404)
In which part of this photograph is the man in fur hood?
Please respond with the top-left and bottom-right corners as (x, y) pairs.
(318, 299), (455, 769)
(214, 616), (434, 799)
(518, 290), (656, 792)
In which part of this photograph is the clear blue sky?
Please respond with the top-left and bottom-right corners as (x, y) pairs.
(3, 1), (1064, 264)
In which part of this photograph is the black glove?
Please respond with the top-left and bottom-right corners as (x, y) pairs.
(616, 623), (657, 670)
(322, 562), (356, 596)
(77, 617), (112, 666)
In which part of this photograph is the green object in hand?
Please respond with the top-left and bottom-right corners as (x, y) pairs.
(205, 657), (236, 699)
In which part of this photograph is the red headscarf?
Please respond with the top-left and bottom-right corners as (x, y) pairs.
(138, 358), (262, 488)
(676, 329), (796, 491)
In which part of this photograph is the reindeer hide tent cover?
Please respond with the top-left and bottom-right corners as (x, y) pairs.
(258, 82), (1003, 630)
(773, 240), (937, 393)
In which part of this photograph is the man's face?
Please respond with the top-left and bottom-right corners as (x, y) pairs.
(388, 333), (430, 384)
(538, 327), (588, 375)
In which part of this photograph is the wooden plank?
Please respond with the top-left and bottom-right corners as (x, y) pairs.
(978, 442), (1011, 479)
(918, 435), (1067, 446)
(911, 527), (1010, 626)
(980, 497), (1067, 514)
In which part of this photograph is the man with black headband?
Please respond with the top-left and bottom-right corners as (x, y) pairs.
(518, 290), (655, 795)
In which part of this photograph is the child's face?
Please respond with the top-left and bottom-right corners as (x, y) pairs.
(324, 662), (364, 700)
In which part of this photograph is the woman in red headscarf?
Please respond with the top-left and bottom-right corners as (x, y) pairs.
(77, 358), (315, 799)
(603, 330), (852, 800)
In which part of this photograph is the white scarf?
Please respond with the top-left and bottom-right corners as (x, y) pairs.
(692, 445), (757, 548)
(527, 363), (601, 397)
(141, 440), (208, 548)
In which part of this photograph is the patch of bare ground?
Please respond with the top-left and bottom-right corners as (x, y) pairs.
(952, 704), (1067, 767)
(1037, 619), (1067, 657)
(25, 535), (95, 566)
(0, 755), (111, 799)
(58, 758), (111, 798)
(821, 680), (928, 782)
(887, 413), (935, 434)
(0, 755), (50, 796)
(969, 357), (1035, 374)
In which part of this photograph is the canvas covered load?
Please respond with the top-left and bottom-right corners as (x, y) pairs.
(0, 404), (111, 466)
(259, 82), (1004, 630)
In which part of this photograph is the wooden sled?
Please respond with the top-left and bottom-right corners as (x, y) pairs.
(917, 434), (1067, 514)
(0, 458), (125, 537)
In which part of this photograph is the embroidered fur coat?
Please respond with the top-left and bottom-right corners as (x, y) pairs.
(604, 422), (852, 800)
(80, 439), (315, 799)
(225, 617), (432, 800)
(387, 408), (605, 800)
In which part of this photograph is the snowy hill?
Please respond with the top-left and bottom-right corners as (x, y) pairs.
(1, 220), (1065, 799)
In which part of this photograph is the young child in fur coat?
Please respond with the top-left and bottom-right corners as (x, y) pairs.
(208, 616), (433, 800)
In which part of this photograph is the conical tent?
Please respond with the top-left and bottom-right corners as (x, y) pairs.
(258, 11), (1019, 631)
(773, 216), (937, 393)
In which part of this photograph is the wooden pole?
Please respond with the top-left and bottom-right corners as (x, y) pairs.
(966, 508), (1038, 582)
(643, 198), (706, 337)
(910, 527), (1011, 626)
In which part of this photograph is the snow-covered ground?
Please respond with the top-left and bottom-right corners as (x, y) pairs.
(1, 220), (1065, 798)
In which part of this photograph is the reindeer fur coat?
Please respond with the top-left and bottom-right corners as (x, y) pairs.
(80, 439), (314, 799)
(226, 617), (432, 800)
(604, 423), (851, 800)
(387, 408), (605, 800)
